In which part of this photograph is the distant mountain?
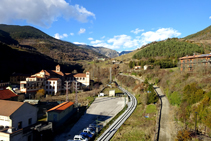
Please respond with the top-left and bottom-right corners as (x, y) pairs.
(75, 44), (119, 58)
(0, 24), (106, 62)
(119, 51), (132, 56)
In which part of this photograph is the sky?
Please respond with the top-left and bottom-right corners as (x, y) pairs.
(0, 0), (211, 52)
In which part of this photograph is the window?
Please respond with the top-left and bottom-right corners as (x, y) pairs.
(28, 118), (32, 125)
(83, 78), (85, 80)
(46, 81), (48, 84)
(18, 121), (22, 129)
(46, 86), (48, 89)
(53, 82), (55, 84)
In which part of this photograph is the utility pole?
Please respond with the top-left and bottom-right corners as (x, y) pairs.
(73, 80), (79, 112)
(110, 67), (112, 83)
(64, 81), (70, 102)
(195, 112), (198, 135)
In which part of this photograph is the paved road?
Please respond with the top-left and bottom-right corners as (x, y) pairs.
(53, 97), (125, 141)
(119, 73), (172, 140)
(154, 86), (171, 141)
(97, 85), (137, 141)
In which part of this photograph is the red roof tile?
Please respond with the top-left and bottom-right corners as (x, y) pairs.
(74, 73), (86, 77)
(51, 70), (65, 76)
(48, 78), (60, 81)
(47, 101), (74, 113)
(0, 90), (18, 100)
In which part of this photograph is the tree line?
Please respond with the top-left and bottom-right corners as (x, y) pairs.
(133, 38), (204, 59)
(129, 58), (177, 69)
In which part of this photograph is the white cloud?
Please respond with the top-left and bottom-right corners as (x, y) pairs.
(54, 33), (61, 39)
(70, 33), (74, 36)
(54, 33), (68, 39)
(0, 0), (95, 27)
(90, 40), (102, 44)
(92, 43), (114, 49)
(209, 16), (211, 19)
(101, 36), (105, 39)
(90, 27), (181, 50)
(73, 42), (86, 45)
(131, 28), (144, 34)
(141, 28), (181, 43)
(88, 37), (94, 40)
(63, 33), (68, 37)
(78, 28), (86, 34)
(107, 35), (139, 48)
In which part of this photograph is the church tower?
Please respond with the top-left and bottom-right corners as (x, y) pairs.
(56, 65), (60, 72)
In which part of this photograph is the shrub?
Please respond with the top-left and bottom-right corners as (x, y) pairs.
(169, 91), (181, 106)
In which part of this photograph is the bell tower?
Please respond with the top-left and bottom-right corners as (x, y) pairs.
(56, 65), (60, 72)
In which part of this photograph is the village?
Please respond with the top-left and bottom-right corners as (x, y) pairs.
(0, 63), (128, 141)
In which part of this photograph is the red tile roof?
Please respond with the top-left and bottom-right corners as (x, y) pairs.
(179, 54), (211, 60)
(47, 101), (74, 113)
(74, 73), (86, 77)
(48, 78), (60, 81)
(0, 90), (18, 100)
(51, 70), (65, 76)
(0, 100), (24, 116)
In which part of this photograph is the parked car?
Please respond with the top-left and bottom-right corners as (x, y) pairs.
(73, 135), (88, 141)
(80, 132), (93, 139)
(83, 128), (95, 135)
(89, 124), (103, 132)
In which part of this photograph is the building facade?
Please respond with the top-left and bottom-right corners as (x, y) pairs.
(47, 101), (75, 126)
(0, 100), (38, 141)
(179, 53), (211, 71)
(20, 65), (90, 95)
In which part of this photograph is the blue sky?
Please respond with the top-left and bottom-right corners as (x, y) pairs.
(0, 0), (211, 52)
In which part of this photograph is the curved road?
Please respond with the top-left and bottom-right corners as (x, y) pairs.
(96, 84), (137, 141)
(154, 86), (171, 141)
(119, 73), (172, 141)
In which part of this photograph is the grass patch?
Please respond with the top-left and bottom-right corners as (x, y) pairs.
(111, 94), (157, 141)
(146, 104), (157, 114)
(102, 87), (123, 95)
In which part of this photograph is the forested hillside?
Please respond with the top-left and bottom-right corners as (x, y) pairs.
(133, 38), (204, 59)
(184, 25), (211, 40)
(0, 43), (83, 82)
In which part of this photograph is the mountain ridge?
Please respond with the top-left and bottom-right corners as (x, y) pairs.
(0, 24), (106, 62)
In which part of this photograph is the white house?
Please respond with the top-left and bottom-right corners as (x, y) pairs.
(65, 72), (90, 87)
(144, 65), (152, 70)
(134, 66), (141, 70)
(109, 90), (115, 97)
(45, 78), (62, 95)
(0, 100), (38, 141)
(20, 65), (90, 95)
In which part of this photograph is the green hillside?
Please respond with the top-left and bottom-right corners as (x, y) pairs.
(133, 38), (204, 59)
(184, 25), (211, 40)
(0, 24), (50, 39)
